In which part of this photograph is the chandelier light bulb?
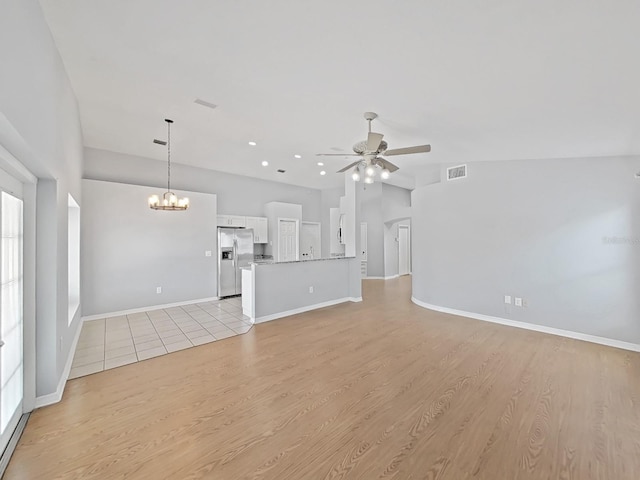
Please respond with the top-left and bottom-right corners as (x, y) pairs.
(364, 176), (374, 184)
(352, 168), (361, 182)
(365, 165), (376, 177)
(381, 168), (390, 180)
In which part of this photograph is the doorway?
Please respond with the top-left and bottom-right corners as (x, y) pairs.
(278, 218), (299, 262)
(301, 222), (321, 260)
(398, 225), (410, 276)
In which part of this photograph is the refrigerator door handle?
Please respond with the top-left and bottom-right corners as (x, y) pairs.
(233, 239), (237, 268)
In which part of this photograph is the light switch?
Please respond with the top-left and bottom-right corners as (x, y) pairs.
(205, 250), (212, 257)
(504, 295), (511, 304)
(515, 297), (522, 307)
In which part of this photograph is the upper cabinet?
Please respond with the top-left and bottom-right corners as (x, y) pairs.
(218, 214), (268, 243)
(217, 215), (246, 228)
(245, 216), (268, 244)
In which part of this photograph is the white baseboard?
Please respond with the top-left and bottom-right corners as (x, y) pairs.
(411, 297), (640, 353)
(82, 296), (219, 321)
(364, 275), (399, 280)
(34, 316), (84, 409)
(255, 297), (360, 324)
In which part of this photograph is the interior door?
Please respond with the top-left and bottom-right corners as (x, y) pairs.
(278, 219), (298, 262)
(398, 225), (410, 276)
(0, 170), (24, 456)
(301, 222), (321, 260)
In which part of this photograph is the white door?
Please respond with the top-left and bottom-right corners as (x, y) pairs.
(0, 170), (24, 455)
(278, 218), (299, 262)
(301, 222), (321, 260)
(398, 225), (410, 276)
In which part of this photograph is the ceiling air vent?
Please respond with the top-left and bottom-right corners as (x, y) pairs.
(447, 164), (467, 181)
(194, 98), (218, 110)
(277, 169), (286, 173)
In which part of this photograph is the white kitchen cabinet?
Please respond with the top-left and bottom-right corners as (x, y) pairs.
(217, 215), (246, 227)
(245, 216), (268, 243)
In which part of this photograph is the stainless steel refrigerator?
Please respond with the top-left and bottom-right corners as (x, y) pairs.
(218, 227), (254, 297)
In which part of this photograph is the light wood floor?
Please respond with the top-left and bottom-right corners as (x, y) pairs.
(7, 277), (640, 479)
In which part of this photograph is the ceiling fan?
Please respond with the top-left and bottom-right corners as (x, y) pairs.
(317, 112), (431, 182)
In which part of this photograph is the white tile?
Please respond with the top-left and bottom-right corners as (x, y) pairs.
(72, 349), (105, 366)
(132, 333), (160, 343)
(232, 325), (252, 334)
(213, 330), (236, 340)
(69, 361), (104, 379)
(137, 346), (167, 361)
(104, 338), (134, 350)
(165, 340), (193, 353)
(161, 333), (189, 345)
(185, 329), (210, 339)
(104, 354), (138, 370)
(181, 324), (205, 333)
(135, 339), (164, 351)
(105, 345), (136, 359)
(191, 335), (216, 346)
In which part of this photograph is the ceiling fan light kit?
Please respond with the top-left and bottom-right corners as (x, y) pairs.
(148, 119), (189, 211)
(317, 112), (431, 184)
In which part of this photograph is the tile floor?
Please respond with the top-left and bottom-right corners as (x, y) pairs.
(69, 297), (252, 379)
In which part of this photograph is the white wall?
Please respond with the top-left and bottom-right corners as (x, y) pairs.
(81, 180), (217, 316)
(0, 0), (84, 399)
(361, 182), (385, 277)
(253, 258), (361, 321)
(411, 156), (640, 345)
(85, 148), (321, 221)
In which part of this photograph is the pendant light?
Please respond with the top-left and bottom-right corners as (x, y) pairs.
(148, 119), (189, 211)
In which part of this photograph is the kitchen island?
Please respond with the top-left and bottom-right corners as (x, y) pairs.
(241, 256), (362, 323)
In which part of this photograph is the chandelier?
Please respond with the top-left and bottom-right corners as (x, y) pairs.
(148, 119), (189, 210)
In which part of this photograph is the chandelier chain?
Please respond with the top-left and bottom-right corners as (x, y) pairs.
(167, 120), (171, 192)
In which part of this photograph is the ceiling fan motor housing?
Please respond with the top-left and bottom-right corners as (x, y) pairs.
(353, 139), (388, 155)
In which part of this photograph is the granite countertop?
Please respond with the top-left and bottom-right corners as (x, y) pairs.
(250, 256), (355, 266)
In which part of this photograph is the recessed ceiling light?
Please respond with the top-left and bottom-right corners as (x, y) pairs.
(320, 171), (326, 176)
(294, 154), (302, 159)
(317, 162), (324, 166)
(248, 141), (257, 146)
(261, 160), (269, 167)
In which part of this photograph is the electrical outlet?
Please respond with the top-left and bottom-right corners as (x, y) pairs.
(504, 295), (512, 304)
(309, 286), (314, 293)
(156, 287), (162, 294)
(515, 297), (522, 307)
(205, 250), (212, 257)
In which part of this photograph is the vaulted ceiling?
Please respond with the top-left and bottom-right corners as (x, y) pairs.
(39, 0), (640, 189)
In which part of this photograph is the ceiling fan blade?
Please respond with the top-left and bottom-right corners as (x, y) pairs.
(379, 158), (400, 172)
(384, 144), (431, 156)
(316, 153), (359, 157)
(367, 132), (384, 152)
(337, 161), (361, 173)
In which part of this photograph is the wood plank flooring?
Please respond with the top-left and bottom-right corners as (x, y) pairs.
(6, 277), (640, 479)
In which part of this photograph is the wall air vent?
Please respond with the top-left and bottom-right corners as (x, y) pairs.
(447, 164), (467, 181)
(153, 139), (167, 146)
